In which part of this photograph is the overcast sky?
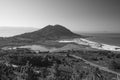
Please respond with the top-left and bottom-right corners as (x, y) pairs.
(0, 0), (120, 36)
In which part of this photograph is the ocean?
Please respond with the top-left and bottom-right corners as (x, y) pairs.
(79, 33), (120, 46)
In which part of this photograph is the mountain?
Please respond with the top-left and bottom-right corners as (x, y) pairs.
(14, 25), (82, 41)
(0, 25), (83, 48)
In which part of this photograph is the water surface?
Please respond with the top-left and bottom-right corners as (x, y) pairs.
(80, 33), (120, 46)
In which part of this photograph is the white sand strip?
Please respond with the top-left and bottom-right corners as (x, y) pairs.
(59, 38), (120, 52)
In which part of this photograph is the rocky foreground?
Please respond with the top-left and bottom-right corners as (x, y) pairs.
(0, 48), (119, 80)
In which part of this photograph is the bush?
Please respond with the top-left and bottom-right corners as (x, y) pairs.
(110, 60), (120, 71)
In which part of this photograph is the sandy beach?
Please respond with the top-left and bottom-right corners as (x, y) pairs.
(59, 38), (120, 52)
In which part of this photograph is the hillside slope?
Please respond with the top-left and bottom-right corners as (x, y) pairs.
(14, 25), (82, 40)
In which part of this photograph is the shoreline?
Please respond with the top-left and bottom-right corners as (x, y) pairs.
(59, 38), (120, 52)
(2, 38), (120, 52)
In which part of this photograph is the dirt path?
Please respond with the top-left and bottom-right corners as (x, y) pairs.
(71, 55), (120, 76)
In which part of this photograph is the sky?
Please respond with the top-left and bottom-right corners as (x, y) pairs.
(0, 0), (120, 36)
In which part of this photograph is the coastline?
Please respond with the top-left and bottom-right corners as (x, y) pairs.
(2, 38), (120, 52)
(59, 38), (120, 52)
